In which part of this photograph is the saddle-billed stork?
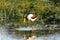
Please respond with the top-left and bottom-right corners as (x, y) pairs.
(23, 14), (38, 22)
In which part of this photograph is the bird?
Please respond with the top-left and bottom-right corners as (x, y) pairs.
(27, 14), (38, 21)
(23, 14), (37, 40)
(23, 14), (38, 22)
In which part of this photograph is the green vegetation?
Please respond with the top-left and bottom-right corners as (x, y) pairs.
(0, 0), (60, 27)
(0, 0), (60, 38)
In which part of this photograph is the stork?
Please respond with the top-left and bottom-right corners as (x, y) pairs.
(23, 14), (38, 40)
(23, 14), (38, 22)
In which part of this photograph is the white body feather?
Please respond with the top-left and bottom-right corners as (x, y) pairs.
(27, 14), (37, 21)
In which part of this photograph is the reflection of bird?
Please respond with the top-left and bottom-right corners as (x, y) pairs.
(27, 35), (37, 40)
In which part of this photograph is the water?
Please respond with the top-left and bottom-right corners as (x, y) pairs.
(0, 26), (60, 40)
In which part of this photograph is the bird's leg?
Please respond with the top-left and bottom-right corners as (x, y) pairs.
(31, 21), (35, 36)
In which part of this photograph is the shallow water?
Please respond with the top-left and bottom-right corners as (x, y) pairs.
(0, 26), (60, 40)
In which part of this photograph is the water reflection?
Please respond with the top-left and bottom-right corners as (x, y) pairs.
(0, 26), (60, 40)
